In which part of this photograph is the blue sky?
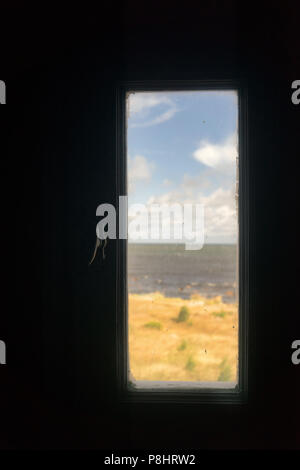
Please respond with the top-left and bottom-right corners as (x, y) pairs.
(127, 91), (238, 244)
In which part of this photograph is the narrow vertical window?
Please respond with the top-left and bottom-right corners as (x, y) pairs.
(125, 88), (240, 391)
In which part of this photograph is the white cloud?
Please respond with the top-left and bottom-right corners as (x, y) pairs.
(137, 107), (177, 127)
(193, 134), (238, 174)
(144, 182), (237, 244)
(128, 93), (172, 115)
(199, 187), (237, 242)
(128, 155), (154, 192)
(127, 134), (238, 242)
(128, 92), (178, 128)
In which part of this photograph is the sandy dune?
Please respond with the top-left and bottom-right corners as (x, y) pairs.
(128, 292), (238, 383)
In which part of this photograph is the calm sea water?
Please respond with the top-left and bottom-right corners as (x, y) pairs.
(128, 243), (237, 303)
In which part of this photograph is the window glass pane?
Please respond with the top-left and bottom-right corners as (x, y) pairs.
(127, 90), (238, 388)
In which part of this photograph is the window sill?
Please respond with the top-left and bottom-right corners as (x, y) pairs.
(120, 379), (246, 405)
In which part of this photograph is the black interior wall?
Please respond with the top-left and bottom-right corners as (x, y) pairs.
(1, 1), (299, 449)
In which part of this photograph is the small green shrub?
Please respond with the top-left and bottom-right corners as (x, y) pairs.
(185, 356), (196, 371)
(144, 321), (162, 330)
(176, 306), (190, 323)
(212, 311), (226, 318)
(178, 339), (187, 351)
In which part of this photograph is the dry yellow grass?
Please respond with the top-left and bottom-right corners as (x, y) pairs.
(128, 292), (238, 383)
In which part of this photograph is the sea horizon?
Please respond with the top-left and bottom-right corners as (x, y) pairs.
(128, 243), (238, 303)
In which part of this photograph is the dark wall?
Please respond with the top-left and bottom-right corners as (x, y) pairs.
(1, 1), (299, 449)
